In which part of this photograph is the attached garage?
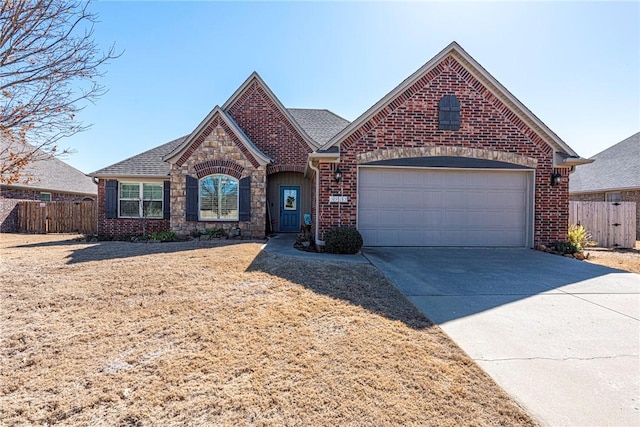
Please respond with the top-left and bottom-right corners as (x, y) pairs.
(358, 163), (533, 247)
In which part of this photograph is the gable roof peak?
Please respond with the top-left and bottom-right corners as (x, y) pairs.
(163, 105), (272, 166)
(320, 41), (587, 166)
(221, 72), (319, 150)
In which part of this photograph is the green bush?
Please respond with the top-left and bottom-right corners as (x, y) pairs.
(206, 227), (225, 238)
(324, 226), (363, 254)
(151, 231), (176, 242)
(552, 241), (580, 254)
(568, 224), (596, 251)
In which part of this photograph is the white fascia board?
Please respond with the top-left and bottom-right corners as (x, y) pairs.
(91, 175), (169, 181)
(308, 151), (340, 160)
(558, 156), (595, 167)
(321, 42), (586, 164)
(162, 106), (221, 163)
(162, 106), (272, 166)
(320, 42), (460, 151)
(222, 72), (319, 151)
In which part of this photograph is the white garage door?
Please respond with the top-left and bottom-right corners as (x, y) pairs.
(358, 167), (531, 247)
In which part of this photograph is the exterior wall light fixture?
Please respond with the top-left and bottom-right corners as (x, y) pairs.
(334, 168), (343, 183)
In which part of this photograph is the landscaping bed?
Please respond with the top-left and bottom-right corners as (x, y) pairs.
(0, 233), (535, 426)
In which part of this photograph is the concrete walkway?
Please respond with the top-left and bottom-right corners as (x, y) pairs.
(363, 247), (640, 427)
(262, 233), (369, 264)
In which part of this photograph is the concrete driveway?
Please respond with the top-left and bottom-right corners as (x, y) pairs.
(362, 247), (640, 427)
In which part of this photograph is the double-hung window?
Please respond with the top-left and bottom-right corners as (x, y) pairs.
(119, 182), (163, 218)
(199, 174), (239, 220)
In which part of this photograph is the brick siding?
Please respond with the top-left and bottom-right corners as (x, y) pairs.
(316, 55), (568, 247)
(96, 180), (170, 238)
(94, 53), (576, 246)
(227, 80), (312, 169)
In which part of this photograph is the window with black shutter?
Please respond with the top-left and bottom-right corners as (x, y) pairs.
(105, 180), (118, 219)
(439, 95), (461, 131)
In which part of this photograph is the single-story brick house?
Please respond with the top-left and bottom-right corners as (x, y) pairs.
(90, 42), (590, 247)
(569, 132), (639, 239)
(1, 140), (97, 232)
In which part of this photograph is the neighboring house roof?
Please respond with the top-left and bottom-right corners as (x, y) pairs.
(320, 41), (589, 168)
(569, 132), (640, 193)
(0, 139), (97, 195)
(90, 136), (187, 178)
(163, 106), (272, 166)
(287, 108), (350, 145)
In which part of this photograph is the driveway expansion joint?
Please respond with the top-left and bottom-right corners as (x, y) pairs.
(475, 354), (639, 363)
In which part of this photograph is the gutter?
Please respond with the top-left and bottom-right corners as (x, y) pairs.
(307, 153), (341, 248)
(307, 159), (323, 247)
(89, 174), (170, 180)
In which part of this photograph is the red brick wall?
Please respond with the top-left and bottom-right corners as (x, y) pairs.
(96, 180), (169, 238)
(317, 56), (568, 247)
(0, 187), (94, 201)
(226, 80), (312, 169)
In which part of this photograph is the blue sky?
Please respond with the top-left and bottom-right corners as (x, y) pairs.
(61, 1), (639, 173)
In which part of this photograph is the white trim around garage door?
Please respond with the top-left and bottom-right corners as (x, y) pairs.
(356, 165), (535, 247)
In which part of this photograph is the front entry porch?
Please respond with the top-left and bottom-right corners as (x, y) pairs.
(267, 171), (312, 233)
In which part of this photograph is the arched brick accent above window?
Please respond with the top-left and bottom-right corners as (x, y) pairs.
(194, 160), (244, 179)
(267, 164), (306, 175)
(356, 146), (538, 169)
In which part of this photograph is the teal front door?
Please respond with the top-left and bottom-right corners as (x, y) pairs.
(280, 186), (300, 232)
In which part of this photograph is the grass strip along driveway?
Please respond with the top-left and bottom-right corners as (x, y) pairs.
(1, 234), (535, 426)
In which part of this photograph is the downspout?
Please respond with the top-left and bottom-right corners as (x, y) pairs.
(307, 159), (323, 247)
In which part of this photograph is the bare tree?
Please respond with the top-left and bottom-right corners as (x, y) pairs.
(0, 0), (119, 184)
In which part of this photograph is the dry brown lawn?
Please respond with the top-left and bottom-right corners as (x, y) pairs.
(0, 233), (536, 426)
(584, 241), (640, 274)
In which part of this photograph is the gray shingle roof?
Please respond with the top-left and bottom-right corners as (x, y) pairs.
(90, 136), (187, 177)
(1, 139), (97, 195)
(287, 108), (350, 146)
(569, 132), (640, 193)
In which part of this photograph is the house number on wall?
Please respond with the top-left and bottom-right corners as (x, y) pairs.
(329, 196), (348, 203)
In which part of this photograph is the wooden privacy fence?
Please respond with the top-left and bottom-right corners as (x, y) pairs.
(18, 201), (97, 234)
(569, 201), (636, 248)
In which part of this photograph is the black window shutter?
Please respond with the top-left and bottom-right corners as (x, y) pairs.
(186, 175), (198, 221)
(105, 180), (118, 219)
(439, 95), (461, 130)
(163, 180), (171, 220)
(239, 176), (251, 222)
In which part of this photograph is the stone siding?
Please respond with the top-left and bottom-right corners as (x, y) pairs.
(170, 125), (267, 239)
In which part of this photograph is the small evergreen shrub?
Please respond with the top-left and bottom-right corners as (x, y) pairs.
(151, 231), (176, 242)
(552, 241), (580, 254)
(324, 226), (363, 254)
(206, 227), (225, 238)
